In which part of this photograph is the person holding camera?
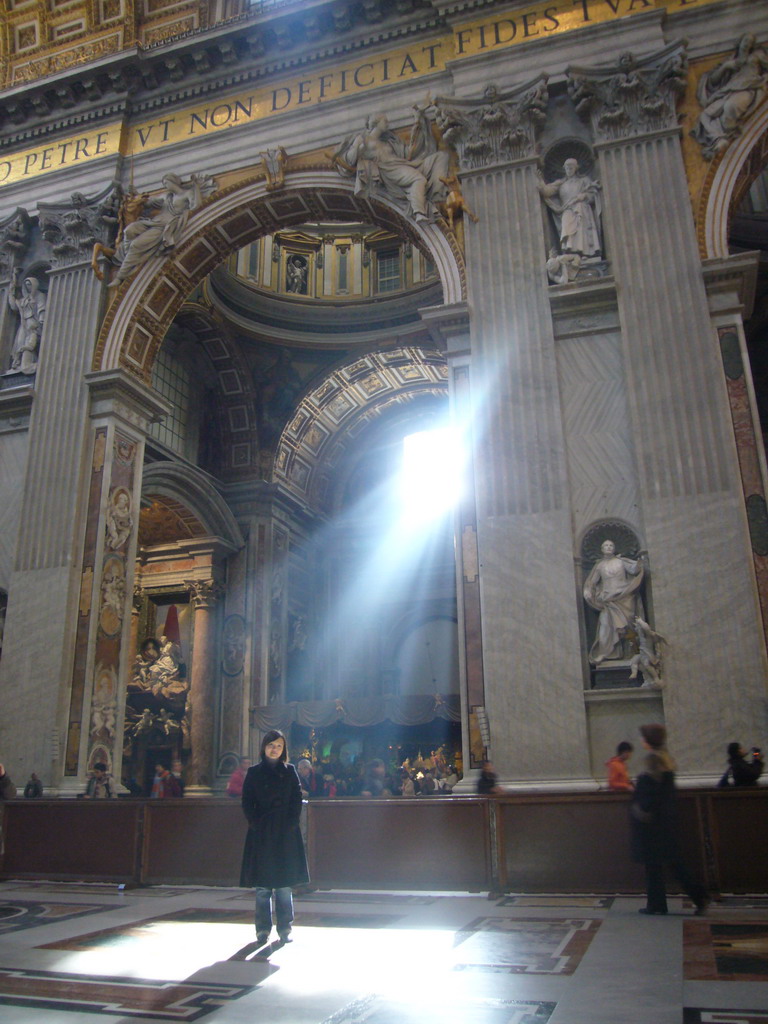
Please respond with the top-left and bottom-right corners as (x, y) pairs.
(718, 742), (763, 787)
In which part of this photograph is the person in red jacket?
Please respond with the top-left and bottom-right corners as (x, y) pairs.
(606, 741), (634, 791)
(226, 757), (252, 798)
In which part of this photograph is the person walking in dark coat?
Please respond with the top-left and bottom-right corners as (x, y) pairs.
(630, 723), (709, 916)
(240, 729), (308, 946)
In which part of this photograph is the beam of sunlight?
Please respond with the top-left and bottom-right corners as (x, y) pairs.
(400, 426), (464, 525)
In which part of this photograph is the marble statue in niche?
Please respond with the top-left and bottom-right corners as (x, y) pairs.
(332, 106), (452, 223)
(286, 254), (308, 294)
(6, 269), (45, 375)
(538, 158), (602, 259)
(583, 539), (645, 665)
(104, 172), (216, 286)
(546, 247), (582, 285)
(628, 616), (666, 688)
(692, 34), (768, 160)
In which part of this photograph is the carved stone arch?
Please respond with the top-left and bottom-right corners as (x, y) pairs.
(274, 344), (449, 516)
(700, 98), (768, 258)
(140, 461), (244, 551)
(94, 172), (466, 380)
(170, 305), (260, 480)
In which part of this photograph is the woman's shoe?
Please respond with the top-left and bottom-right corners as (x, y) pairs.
(256, 932), (270, 945)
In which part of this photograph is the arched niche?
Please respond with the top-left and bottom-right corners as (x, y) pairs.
(140, 461), (244, 550)
(94, 172), (466, 379)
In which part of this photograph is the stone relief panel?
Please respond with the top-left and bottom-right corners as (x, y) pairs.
(331, 106), (452, 224)
(691, 34), (768, 160)
(91, 173), (216, 287)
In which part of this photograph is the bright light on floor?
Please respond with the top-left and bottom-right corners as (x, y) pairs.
(400, 427), (464, 524)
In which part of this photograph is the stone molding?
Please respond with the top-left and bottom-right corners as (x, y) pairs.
(86, 367), (172, 433)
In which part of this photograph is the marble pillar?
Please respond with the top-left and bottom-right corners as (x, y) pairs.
(569, 43), (768, 774)
(186, 579), (224, 794)
(437, 79), (593, 787)
(0, 258), (108, 786)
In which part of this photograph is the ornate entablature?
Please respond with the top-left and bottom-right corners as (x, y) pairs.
(434, 75), (550, 170)
(566, 41), (688, 143)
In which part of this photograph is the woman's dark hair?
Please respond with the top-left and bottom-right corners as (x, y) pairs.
(260, 729), (288, 762)
(727, 741), (742, 760)
(639, 723), (666, 750)
(617, 741), (633, 755)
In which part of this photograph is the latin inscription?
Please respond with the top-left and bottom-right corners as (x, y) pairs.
(0, 0), (716, 189)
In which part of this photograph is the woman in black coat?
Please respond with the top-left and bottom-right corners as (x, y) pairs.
(240, 729), (309, 945)
(630, 723), (708, 916)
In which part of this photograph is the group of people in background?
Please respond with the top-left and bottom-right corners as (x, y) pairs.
(231, 753), (461, 800)
(603, 729), (763, 917)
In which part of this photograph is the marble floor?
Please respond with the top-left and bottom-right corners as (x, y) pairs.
(0, 881), (767, 1023)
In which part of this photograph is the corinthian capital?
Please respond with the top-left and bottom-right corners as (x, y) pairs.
(567, 41), (688, 143)
(186, 578), (225, 608)
(434, 74), (549, 171)
(0, 207), (31, 280)
(38, 183), (121, 269)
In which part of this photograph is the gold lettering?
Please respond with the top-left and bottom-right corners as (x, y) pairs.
(353, 63), (374, 88)
(398, 53), (418, 77)
(189, 110), (208, 133)
(272, 87), (291, 111)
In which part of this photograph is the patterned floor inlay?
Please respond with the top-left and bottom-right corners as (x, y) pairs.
(685, 921), (768, 981)
(39, 906), (404, 952)
(683, 1012), (768, 1023)
(0, 882), (198, 898)
(496, 896), (614, 909)
(711, 897), (768, 910)
(451, 917), (600, 974)
(0, 901), (116, 934)
(0, 968), (255, 1021)
(293, 892), (439, 905)
(322, 993), (556, 1023)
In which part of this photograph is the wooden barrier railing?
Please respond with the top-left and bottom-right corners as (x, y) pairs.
(1, 788), (765, 893)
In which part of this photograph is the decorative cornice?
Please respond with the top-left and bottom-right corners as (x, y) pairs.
(566, 40), (688, 144)
(434, 75), (549, 170)
(0, 0), (443, 139)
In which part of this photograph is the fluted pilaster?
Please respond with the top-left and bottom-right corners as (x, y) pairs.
(599, 130), (767, 764)
(459, 157), (590, 785)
